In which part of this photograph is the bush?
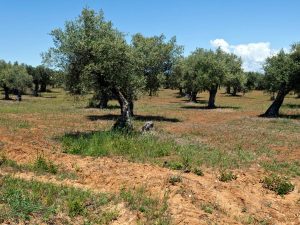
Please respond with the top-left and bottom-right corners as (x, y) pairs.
(261, 174), (294, 195)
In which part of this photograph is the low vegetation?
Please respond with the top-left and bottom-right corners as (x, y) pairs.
(61, 131), (262, 171)
(0, 176), (170, 224)
(168, 175), (182, 185)
(218, 170), (237, 182)
(261, 174), (295, 195)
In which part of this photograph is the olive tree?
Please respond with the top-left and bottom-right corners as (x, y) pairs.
(245, 72), (265, 91)
(44, 8), (145, 130)
(263, 45), (300, 117)
(0, 61), (32, 100)
(26, 65), (53, 96)
(169, 57), (186, 96)
(131, 33), (182, 96)
(182, 49), (207, 102)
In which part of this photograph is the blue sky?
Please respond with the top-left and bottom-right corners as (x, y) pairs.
(0, 0), (299, 71)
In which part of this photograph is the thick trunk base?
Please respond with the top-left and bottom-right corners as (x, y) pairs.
(226, 86), (231, 94)
(98, 97), (109, 109)
(4, 86), (10, 100)
(112, 88), (133, 132)
(190, 91), (197, 103)
(263, 88), (287, 117)
(208, 88), (217, 109)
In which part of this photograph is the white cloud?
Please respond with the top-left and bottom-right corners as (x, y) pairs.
(210, 39), (230, 53)
(210, 39), (278, 72)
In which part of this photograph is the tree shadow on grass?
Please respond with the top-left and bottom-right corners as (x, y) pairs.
(40, 96), (57, 99)
(87, 114), (181, 122)
(283, 104), (300, 109)
(0, 98), (14, 101)
(279, 114), (300, 120)
(258, 113), (300, 120)
(85, 104), (120, 110)
(181, 105), (240, 110)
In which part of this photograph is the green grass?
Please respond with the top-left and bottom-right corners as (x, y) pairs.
(0, 176), (170, 224)
(32, 155), (58, 174)
(261, 160), (300, 177)
(0, 155), (77, 180)
(120, 187), (170, 224)
(61, 131), (260, 170)
(0, 176), (115, 223)
(0, 117), (31, 130)
(218, 170), (237, 182)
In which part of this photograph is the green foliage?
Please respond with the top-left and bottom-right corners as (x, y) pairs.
(193, 168), (204, 176)
(264, 50), (296, 94)
(67, 197), (85, 217)
(262, 160), (300, 177)
(245, 72), (265, 91)
(177, 47), (243, 106)
(201, 203), (215, 214)
(33, 155), (58, 174)
(61, 131), (259, 170)
(0, 176), (114, 223)
(44, 8), (145, 109)
(218, 170), (237, 182)
(261, 174), (294, 195)
(164, 161), (184, 170)
(0, 60), (32, 99)
(132, 33), (182, 96)
(168, 175), (182, 185)
(26, 65), (57, 94)
(61, 131), (173, 161)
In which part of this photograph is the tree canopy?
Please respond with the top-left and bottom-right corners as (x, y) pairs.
(44, 8), (146, 130)
(0, 60), (32, 100)
(263, 45), (300, 117)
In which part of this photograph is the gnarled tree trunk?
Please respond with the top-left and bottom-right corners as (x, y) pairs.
(263, 86), (289, 117)
(179, 88), (183, 96)
(208, 87), (217, 109)
(16, 89), (22, 101)
(33, 81), (39, 97)
(97, 92), (109, 109)
(4, 85), (10, 100)
(40, 83), (47, 92)
(226, 86), (231, 94)
(232, 87), (237, 96)
(113, 88), (133, 131)
(129, 100), (134, 117)
(190, 91), (197, 103)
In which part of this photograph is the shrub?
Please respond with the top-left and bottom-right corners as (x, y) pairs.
(261, 174), (294, 195)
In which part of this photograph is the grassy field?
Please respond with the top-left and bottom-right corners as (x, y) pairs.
(0, 88), (299, 224)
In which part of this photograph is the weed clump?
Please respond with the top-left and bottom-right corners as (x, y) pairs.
(33, 156), (58, 174)
(168, 175), (182, 185)
(193, 168), (204, 176)
(261, 174), (294, 195)
(219, 170), (237, 182)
